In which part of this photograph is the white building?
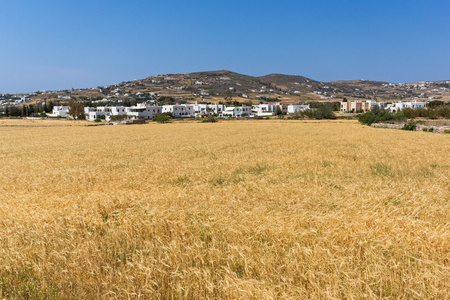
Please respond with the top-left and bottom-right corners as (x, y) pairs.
(48, 106), (70, 118)
(126, 104), (162, 120)
(193, 103), (225, 117)
(84, 106), (127, 121)
(162, 104), (195, 117)
(287, 104), (310, 114)
(84, 104), (162, 121)
(252, 104), (277, 116)
(386, 100), (427, 113)
(221, 105), (252, 117)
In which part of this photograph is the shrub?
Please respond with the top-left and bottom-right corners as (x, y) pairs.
(110, 115), (128, 121)
(94, 118), (101, 123)
(314, 106), (337, 119)
(301, 109), (315, 119)
(301, 106), (336, 120)
(428, 110), (439, 120)
(153, 113), (171, 123)
(393, 110), (407, 122)
(401, 120), (417, 131)
(288, 113), (305, 120)
(202, 116), (218, 123)
(358, 106), (394, 125)
(428, 127), (434, 132)
(401, 105), (450, 119)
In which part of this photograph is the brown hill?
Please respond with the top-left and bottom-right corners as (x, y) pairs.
(6, 71), (450, 105)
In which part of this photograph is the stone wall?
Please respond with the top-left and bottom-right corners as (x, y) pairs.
(372, 122), (450, 133)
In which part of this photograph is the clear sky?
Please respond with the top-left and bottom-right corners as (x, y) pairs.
(1, 0), (449, 93)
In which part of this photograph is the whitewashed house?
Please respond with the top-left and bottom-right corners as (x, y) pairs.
(48, 106), (70, 118)
(126, 104), (162, 119)
(287, 104), (310, 114)
(84, 104), (163, 121)
(221, 105), (252, 117)
(386, 100), (427, 113)
(162, 104), (195, 117)
(84, 106), (126, 121)
(193, 103), (225, 117)
(252, 104), (277, 116)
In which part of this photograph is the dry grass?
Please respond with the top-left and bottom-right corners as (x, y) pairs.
(0, 120), (449, 299)
(0, 118), (91, 127)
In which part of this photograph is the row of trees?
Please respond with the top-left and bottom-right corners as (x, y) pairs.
(401, 106), (450, 119)
(0, 100), (85, 119)
(0, 101), (56, 117)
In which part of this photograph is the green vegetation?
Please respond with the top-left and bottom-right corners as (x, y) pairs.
(68, 99), (85, 120)
(110, 115), (128, 122)
(358, 106), (405, 125)
(359, 104), (450, 126)
(0, 101), (55, 118)
(302, 106), (337, 120)
(401, 120), (417, 131)
(401, 105), (450, 119)
(201, 116), (219, 123)
(153, 113), (171, 123)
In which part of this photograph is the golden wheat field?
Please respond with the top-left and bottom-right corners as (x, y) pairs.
(0, 119), (449, 299)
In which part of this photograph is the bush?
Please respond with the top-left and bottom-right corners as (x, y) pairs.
(110, 115), (128, 122)
(288, 113), (305, 120)
(358, 106), (394, 125)
(314, 106), (337, 119)
(393, 110), (407, 122)
(428, 110), (439, 120)
(202, 116), (218, 123)
(94, 118), (101, 123)
(301, 106), (336, 120)
(402, 105), (450, 119)
(401, 120), (417, 131)
(153, 113), (171, 123)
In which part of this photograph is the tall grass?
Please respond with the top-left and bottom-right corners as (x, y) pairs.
(0, 119), (449, 298)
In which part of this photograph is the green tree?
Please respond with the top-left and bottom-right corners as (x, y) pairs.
(68, 99), (85, 120)
(314, 106), (336, 119)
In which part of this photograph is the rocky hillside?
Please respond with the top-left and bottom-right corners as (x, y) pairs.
(2, 70), (449, 107)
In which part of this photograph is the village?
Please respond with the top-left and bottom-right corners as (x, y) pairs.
(44, 99), (431, 122)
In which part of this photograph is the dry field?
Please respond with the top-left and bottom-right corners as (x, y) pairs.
(0, 119), (449, 299)
(0, 118), (91, 127)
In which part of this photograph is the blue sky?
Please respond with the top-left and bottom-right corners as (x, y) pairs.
(1, 0), (449, 93)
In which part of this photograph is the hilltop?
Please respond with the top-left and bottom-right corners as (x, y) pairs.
(2, 70), (450, 107)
